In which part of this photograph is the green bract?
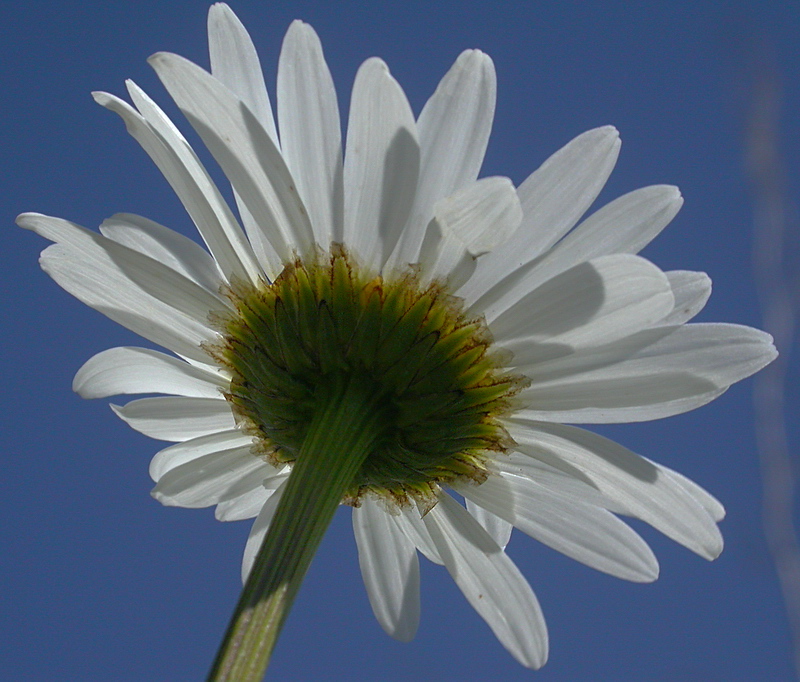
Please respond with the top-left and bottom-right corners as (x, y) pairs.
(213, 247), (524, 506)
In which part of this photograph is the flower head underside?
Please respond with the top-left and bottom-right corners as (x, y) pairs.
(18, 2), (778, 673)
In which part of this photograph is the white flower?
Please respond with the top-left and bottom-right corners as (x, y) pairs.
(19, 3), (776, 670)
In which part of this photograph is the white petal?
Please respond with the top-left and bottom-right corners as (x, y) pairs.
(149, 52), (315, 268)
(74, 346), (226, 399)
(97, 245), (227, 327)
(37, 211), (230, 329)
(94, 88), (261, 284)
(457, 472), (659, 581)
(151, 446), (268, 508)
(389, 49), (496, 267)
(662, 270), (712, 325)
(207, 2), (277, 144)
(215, 479), (283, 522)
(277, 20), (343, 246)
(150, 429), (254, 481)
(419, 177), (522, 288)
(492, 255), (674, 362)
(465, 499), (512, 550)
(507, 421), (724, 559)
(353, 498), (420, 642)
(206, 6), (281, 268)
(392, 507), (443, 565)
(216, 488), (268, 522)
(553, 184), (683, 260)
(423, 493), (548, 669)
(652, 462), (725, 522)
(493, 452), (614, 509)
(124, 81), (266, 283)
(241, 480), (286, 583)
(22, 210), (229, 325)
(19, 213), (213, 363)
(463, 126), (621, 313)
(474, 185), (683, 313)
(99, 213), (223, 293)
(343, 58), (420, 270)
(215, 465), (284, 504)
(506, 125), (622, 258)
(516, 323), (777, 423)
(111, 396), (235, 441)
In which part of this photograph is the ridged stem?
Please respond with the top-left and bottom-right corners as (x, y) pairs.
(207, 374), (384, 681)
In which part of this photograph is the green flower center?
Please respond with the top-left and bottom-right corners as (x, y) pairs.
(212, 247), (523, 507)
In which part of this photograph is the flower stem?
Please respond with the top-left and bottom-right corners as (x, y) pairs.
(207, 374), (384, 681)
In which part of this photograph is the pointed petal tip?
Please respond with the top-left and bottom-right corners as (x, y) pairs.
(704, 539), (724, 561)
(360, 56), (390, 75)
(17, 212), (63, 238)
(457, 47), (493, 64)
(387, 624), (418, 644)
(150, 486), (182, 508)
(636, 560), (660, 584)
(283, 19), (323, 52)
(16, 212), (38, 229)
(90, 91), (110, 105)
(146, 51), (168, 67)
(601, 124), (620, 137)
(208, 2), (235, 21)
(287, 18), (311, 32)
(147, 51), (184, 72)
(71, 376), (85, 398)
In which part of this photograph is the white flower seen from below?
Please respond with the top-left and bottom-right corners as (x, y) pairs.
(20, 3), (777, 677)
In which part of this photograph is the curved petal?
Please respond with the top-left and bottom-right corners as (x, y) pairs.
(277, 20), (343, 246)
(207, 4), (281, 269)
(151, 445), (268, 508)
(471, 185), (683, 308)
(343, 58), (419, 271)
(463, 126), (621, 314)
(662, 270), (712, 325)
(392, 507), (443, 565)
(492, 255), (674, 361)
(19, 213), (214, 363)
(516, 323), (777, 423)
(465, 499), (512, 550)
(241, 480), (286, 583)
(651, 461), (725, 522)
(215, 487), (269, 522)
(208, 2), (277, 143)
(215, 477), (285, 522)
(21, 210), (230, 326)
(507, 421), (724, 559)
(94, 88), (261, 284)
(74, 346), (226, 399)
(149, 52), (315, 268)
(457, 472), (659, 582)
(149, 429), (254, 481)
(353, 498), (420, 642)
(550, 184), (683, 261)
(99, 213), (223, 293)
(389, 49), (497, 267)
(423, 493), (548, 669)
(111, 396), (235, 441)
(419, 177), (521, 288)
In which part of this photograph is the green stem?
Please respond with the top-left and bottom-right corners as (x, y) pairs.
(207, 374), (384, 681)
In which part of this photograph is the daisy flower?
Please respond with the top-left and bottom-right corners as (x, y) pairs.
(19, 3), (776, 678)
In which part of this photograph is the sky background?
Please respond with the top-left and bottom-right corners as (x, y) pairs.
(3, 1), (799, 680)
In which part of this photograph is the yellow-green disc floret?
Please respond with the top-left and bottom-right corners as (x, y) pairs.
(212, 247), (524, 507)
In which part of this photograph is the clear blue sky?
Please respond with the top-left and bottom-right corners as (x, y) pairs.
(3, 1), (798, 680)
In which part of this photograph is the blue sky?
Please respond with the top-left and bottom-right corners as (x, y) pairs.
(3, 1), (799, 680)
